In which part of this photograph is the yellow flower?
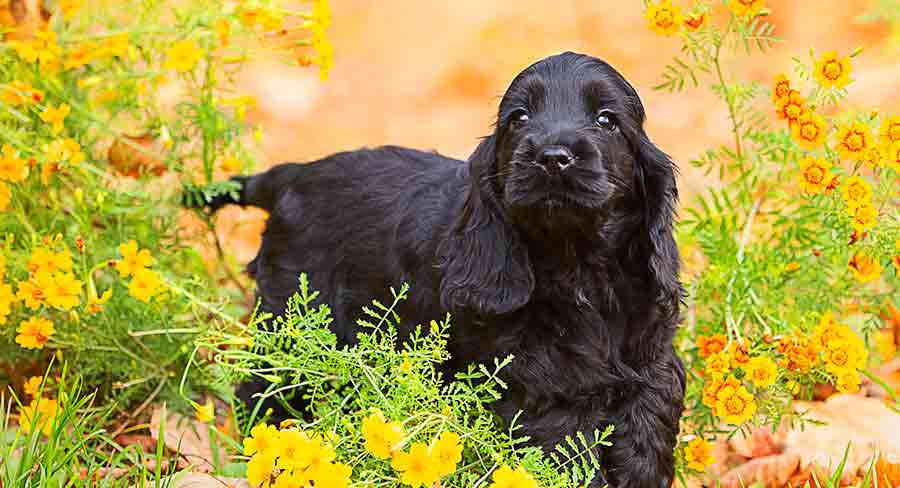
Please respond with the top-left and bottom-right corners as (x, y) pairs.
(730, 0), (765, 18)
(696, 333), (727, 358)
(399, 359), (413, 374)
(848, 252), (882, 284)
(882, 140), (900, 171)
(28, 248), (73, 275)
(46, 138), (85, 165)
(164, 40), (204, 73)
(361, 410), (405, 459)
(796, 156), (835, 194)
(775, 90), (806, 128)
(859, 145), (882, 169)
(40, 104), (70, 135)
(274, 429), (314, 471)
(684, 437), (715, 472)
(835, 121), (875, 162)
(645, 0), (683, 36)
(791, 111), (828, 149)
(785, 262), (801, 272)
(0, 282), (16, 323)
(16, 316), (55, 349)
(44, 272), (82, 310)
(713, 379), (756, 425)
(302, 433), (336, 478)
(683, 11), (708, 32)
(813, 312), (851, 350)
(64, 41), (98, 70)
(432, 431), (463, 477)
(849, 201), (877, 235)
(0, 182), (9, 211)
(488, 465), (538, 488)
(246, 451), (277, 487)
(59, 0), (82, 20)
(24, 376), (43, 397)
(745, 356), (778, 388)
(814, 51), (852, 90)
(273, 470), (311, 488)
(1, 81), (44, 106)
(705, 350), (732, 378)
(0, 144), (28, 182)
(193, 400), (215, 423)
(214, 19), (231, 46)
(221, 95), (257, 122)
(10, 30), (62, 65)
(128, 268), (163, 302)
(86, 288), (112, 314)
(308, 29), (334, 81)
(391, 442), (440, 488)
(876, 329), (897, 362)
(311, 462), (352, 488)
(834, 369), (861, 393)
(116, 240), (154, 277)
(243, 423), (281, 456)
(702, 376), (728, 408)
(880, 115), (900, 146)
(19, 397), (60, 436)
(16, 273), (54, 310)
(772, 74), (792, 103)
(840, 176), (873, 212)
(98, 34), (129, 58)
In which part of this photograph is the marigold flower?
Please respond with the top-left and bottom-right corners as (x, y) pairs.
(705, 350), (732, 378)
(645, 0), (682, 36)
(684, 437), (715, 471)
(214, 19), (231, 46)
(814, 51), (852, 90)
(849, 202), (877, 235)
(840, 176), (873, 212)
(64, 41), (98, 70)
(164, 40), (204, 73)
(775, 90), (805, 127)
(882, 140), (900, 171)
(274, 428), (316, 472)
(796, 156), (835, 194)
(311, 462), (352, 488)
(785, 262), (800, 272)
(128, 268), (163, 302)
(243, 423), (280, 456)
(834, 369), (861, 393)
(16, 316), (55, 349)
(0, 282), (16, 324)
(19, 397), (60, 436)
(40, 104), (71, 135)
(791, 111), (828, 149)
(745, 356), (778, 387)
(859, 145), (882, 169)
(100, 34), (129, 58)
(16, 273), (54, 310)
(488, 464), (538, 488)
(848, 252), (882, 284)
(876, 329), (897, 362)
(713, 379), (756, 425)
(303, 433), (337, 478)
(730, 0), (765, 18)
(273, 470), (311, 488)
(116, 240), (154, 277)
(835, 121), (875, 162)
(59, 0), (82, 20)
(432, 431), (463, 477)
(0, 182), (9, 211)
(772, 74), (791, 103)
(193, 400), (215, 423)
(24, 376), (43, 397)
(1, 81), (44, 106)
(777, 334), (819, 372)
(0, 144), (28, 182)
(10, 30), (62, 65)
(697, 333), (727, 358)
(880, 115), (900, 146)
(361, 410), (405, 459)
(46, 138), (85, 166)
(683, 11), (707, 32)
(702, 376), (726, 408)
(246, 451), (277, 487)
(28, 247), (73, 275)
(44, 272), (83, 310)
(392, 442), (440, 488)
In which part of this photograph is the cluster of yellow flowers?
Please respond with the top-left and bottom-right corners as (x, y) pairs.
(683, 437), (715, 472)
(115, 240), (164, 303)
(697, 336), (770, 426)
(645, 0), (767, 37)
(244, 423), (351, 488)
(18, 375), (60, 437)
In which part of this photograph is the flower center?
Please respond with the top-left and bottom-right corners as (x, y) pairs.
(725, 396), (744, 414)
(655, 10), (674, 27)
(849, 186), (865, 200)
(806, 168), (823, 183)
(786, 104), (801, 119)
(889, 124), (900, 142)
(776, 84), (789, 98)
(846, 133), (864, 150)
(824, 60), (842, 80)
(801, 123), (818, 139)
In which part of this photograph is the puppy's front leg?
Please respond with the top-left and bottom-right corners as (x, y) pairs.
(604, 351), (685, 488)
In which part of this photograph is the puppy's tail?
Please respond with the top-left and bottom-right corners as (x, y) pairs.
(182, 169), (283, 213)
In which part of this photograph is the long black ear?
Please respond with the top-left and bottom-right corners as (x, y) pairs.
(438, 135), (534, 316)
(633, 132), (682, 310)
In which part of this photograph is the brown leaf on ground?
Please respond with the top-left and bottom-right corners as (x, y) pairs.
(114, 433), (157, 453)
(107, 134), (168, 178)
(717, 453), (801, 488)
(729, 426), (783, 459)
(149, 404), (227, 473)
(785, 394), (900, 483)
(168, 473), (250, 488)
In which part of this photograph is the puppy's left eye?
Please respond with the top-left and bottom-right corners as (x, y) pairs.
(595, 111), (617, 130)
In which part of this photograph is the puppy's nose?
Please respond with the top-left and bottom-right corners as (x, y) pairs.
(536, 145), (575, 171)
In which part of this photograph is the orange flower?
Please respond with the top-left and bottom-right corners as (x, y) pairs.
(791, 111), (828, 149)
(879, 115), (900, 147)
(796, 156), (835, 194)
(775, 90), (805, 127)
(16, 316), (55, 349)
(745, 356), (778, 387)
(0, 144), (29, 182)
(645, 0), (683, 36)
(730, 0), (766, 18)
(1, 81), (44, 106)
(814, 51), (852, 90)
(841, 176), (873, 212)
(848, 252), (882, 284)
(859, 145), (882, 169)
(713, 378), (756, 424)
(849, 202), (877, 234)
(705, 350), (732, 378)
(835, 369), (861, 393)
(684, 437), (715, 472)
(683, 12), (707, 32)
(772, 74), (791, 103)
(697, 334), (727, 358)
(835, 121), (875, 162)
(40, 104), (70, 135)
(882, 141), (900, 171)
(777, 334), (819, 372)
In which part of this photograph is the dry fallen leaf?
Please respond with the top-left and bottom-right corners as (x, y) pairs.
(728, 426), (782, 459)
(107, 134), (168, 178)
(149, 404), (227, 473)
(717, 452), (801, 488)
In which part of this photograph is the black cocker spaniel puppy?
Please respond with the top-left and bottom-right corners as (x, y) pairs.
(204, 52), (686, 488)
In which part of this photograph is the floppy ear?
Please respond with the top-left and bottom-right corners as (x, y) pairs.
(439, 135), (534, 316)
(633, 132), (682, 308)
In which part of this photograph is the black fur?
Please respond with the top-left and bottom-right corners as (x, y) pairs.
(203, 52), (685, 488)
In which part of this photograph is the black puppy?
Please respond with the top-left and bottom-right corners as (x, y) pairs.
(202, 52), (685, 488)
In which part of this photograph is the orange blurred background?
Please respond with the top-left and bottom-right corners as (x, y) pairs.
(217, 0), (899, 263)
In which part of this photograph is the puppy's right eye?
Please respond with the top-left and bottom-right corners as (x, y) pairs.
(510, 109), (530, 125)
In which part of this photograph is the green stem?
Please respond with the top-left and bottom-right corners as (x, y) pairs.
(713, 18), (743, 161)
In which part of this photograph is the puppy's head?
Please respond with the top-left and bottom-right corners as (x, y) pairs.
(442, 52), (680, 316)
